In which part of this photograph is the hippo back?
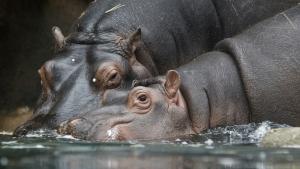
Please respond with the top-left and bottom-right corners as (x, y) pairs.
(216, 5), (300, 126)
(69, 0), (222, 73)
(70, 0), (300, 73)
(212, 0), (300, 37)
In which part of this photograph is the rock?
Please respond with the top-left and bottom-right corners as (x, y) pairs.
(260, 127), (300, 147)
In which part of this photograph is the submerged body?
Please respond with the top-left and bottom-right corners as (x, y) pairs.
(59, 5), (300, 141)
(15, 0), (300, 136)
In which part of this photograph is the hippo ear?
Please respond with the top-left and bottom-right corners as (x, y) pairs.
(52, 26), (65, 50)
(127, 28), (142, 52)
(164, 70), (181, 98)
(121, 28), (142, 58)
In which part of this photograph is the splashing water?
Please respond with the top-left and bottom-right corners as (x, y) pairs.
(106, 128), (119, 140)
(3, 121), (290, 145)
(173, 121), (290, 145)
(1, 121), (299, 169)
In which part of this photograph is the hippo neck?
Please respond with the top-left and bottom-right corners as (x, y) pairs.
(177, 51), (250, 133)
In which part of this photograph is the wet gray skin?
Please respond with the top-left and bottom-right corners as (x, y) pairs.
(14, 29), (155, 136)
(59, 5), (300, 141)
(13, 0), (300, 136)
(58, 71), (195, 141)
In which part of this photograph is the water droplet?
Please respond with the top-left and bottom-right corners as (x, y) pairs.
(71, 58), (76, 62)
(107, 128), (119, 140)
(92, 78), (97, 83)
(181, 141), (188, 145)
(204, 139), (214, 145)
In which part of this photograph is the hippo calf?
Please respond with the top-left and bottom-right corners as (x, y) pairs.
(59, 6), (300, 141)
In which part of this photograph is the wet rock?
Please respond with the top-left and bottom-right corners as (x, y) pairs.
(261, 128), (300, 147)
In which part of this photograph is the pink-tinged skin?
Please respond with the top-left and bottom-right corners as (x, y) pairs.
(58, 70), (195, 141)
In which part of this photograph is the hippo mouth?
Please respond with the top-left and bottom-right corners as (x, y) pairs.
(57, 116), (135, 141)
(103, 116), (135, 141)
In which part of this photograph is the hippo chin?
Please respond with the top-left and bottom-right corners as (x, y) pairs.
(14, 0), (300, 136)
(59, 6), (300, 141)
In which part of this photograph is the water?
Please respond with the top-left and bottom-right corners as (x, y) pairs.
(1, 121), (299, 169)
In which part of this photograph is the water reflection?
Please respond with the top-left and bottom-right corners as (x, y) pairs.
(1, 122), (299, 169)
(1, 143), (300, 169)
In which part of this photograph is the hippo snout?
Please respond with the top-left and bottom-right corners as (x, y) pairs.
(58, 118), (93, 139)
(57, 110), (135, 141)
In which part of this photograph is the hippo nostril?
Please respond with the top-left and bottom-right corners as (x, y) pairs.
(69, 119), (82, 126)
(13, 126), (28, 136)
(57, 120), (69, 134)
(58, 118), (93, 139)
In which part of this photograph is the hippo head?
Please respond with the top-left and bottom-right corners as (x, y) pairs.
(58, 70), (195, 141)
(13, 27), (158, 136)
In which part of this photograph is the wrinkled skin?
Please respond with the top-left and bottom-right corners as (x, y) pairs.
(14, 30), (154, 135)
(14, 0), (300, 136)
(59, 6), (300, 141)
(59, 63), (250, 141)
(58, 71), (195, 141)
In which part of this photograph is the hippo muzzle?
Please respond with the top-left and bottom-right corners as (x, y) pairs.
(58, 106), (136, 141)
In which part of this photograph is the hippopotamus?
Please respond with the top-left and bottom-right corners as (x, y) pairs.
(14, 0), (300, 136)
(58, 5), (300, 141)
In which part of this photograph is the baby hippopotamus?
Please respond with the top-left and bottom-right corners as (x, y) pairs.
(58, 6), (300, 141)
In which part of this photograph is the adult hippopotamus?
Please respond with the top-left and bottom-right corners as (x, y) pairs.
(59, 5), (300, 141)
(14, 0), (300, 136)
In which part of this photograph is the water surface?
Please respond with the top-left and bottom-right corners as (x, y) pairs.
(1, 121), (300, 169)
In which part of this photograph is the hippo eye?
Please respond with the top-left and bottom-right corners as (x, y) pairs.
(109, 72), (117, 81)
(128, 89), (152, 114)
(105, 70), (121, 89)
(136, 93), (151, 106)
(137, 94), (147, 102)
(95, 63), (124, 90)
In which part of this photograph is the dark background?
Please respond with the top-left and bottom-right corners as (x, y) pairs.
(0, 0), (92, 115)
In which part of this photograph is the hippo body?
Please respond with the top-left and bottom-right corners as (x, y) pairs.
(71, 0), (300, 73)
(59, 6), (300, 141)
(216, 8), (300, 126)
(179, 5), (300, 130)
(14, 0), (300, 135)
(178, 5), (300, 128)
